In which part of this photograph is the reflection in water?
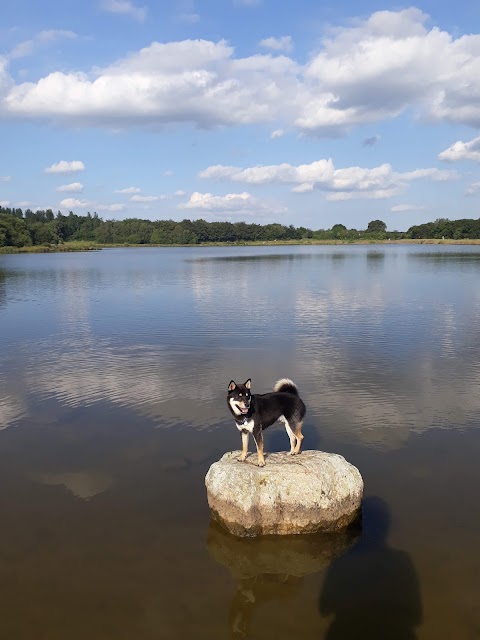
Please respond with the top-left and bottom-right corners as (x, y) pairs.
(207, 521), (358, 638)
(319, 497), (422, 640)
(2, 246), (480, 447)
(34, 470), (115, 500)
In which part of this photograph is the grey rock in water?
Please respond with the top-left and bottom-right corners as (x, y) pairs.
(205, 450), (363, 537)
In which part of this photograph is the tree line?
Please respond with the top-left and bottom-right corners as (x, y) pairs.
(1, 206), (480, 248)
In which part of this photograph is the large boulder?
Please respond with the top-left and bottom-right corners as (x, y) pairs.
(205, 450), (363, 537)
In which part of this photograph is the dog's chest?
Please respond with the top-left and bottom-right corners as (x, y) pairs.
(235, 418), (255, 433)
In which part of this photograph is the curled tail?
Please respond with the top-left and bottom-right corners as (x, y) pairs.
(273, 378), (299, 396)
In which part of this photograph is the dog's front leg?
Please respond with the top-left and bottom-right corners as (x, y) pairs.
(238, 430), (249, 462)
(253, 428), (265, 467)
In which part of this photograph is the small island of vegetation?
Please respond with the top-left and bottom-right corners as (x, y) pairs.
(1, 206), (480, 253)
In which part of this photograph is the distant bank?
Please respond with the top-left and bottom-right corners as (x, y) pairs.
(3, 238), (480, 255)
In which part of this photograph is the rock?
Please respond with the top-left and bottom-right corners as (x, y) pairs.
(205, 450), (363, 537)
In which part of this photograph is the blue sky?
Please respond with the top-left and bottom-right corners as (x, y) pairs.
(1, 1), (480, 231)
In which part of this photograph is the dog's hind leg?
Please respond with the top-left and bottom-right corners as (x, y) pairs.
(293, 421), (304, 454)
(282, 417), (297, 455)
(239, 430), (249, 462)
(252, 429), (265, 467)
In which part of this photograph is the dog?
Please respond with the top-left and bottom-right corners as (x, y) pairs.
(227, 378), (306, 467)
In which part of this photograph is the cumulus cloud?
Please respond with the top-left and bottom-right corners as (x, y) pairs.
(56, 182), (84, 193)
(174, 190), (186, 197)
(0, 200), (10, 206)
(178, 191), (286, 216)
(59, 197), (125, 212)
(115, 186), (141, 194)
(0, 175), (11, 182)
(270, 128), (285, 139)
(2, 9), (480, 135)
(200, 159), (456, 200)
(439, 136), (480, 162)
(0, 39), (298, 129)
(100, 0), (146, 22)
(259, 36), (293, 52)
(60, 198), (88, 208)
(45, 160), (85, 174)
(9, 30), (77, 60)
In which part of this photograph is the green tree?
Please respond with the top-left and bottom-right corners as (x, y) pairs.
(367, 220), (387, 233)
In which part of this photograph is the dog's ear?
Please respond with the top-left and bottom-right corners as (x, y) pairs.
(244, 379), (251, 390)
(228, 380), (237, 392)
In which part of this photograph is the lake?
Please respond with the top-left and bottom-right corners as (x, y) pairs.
(1, 244), (479, 639)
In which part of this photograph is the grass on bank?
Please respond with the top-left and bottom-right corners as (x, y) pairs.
(3, 238), (480, 254)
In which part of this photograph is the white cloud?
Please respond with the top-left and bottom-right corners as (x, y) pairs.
(2, 9), (480, 135)
(45, 160), (85, 174)
(60, 198), (88, 208)
(270, 128), (284, 139)
(114, 186), (141, 194)
(0, 200), (11, 206)
(59, 198), (125, 212)
(234, 0), (261, 5)
(0, 175), (11, 182)
(56, 182), (84, 193)
(200, 159), (457, 200)
(1, 40), (298, 130)
(164, 170), (174, 176)
(178, 191), (286, 216)
(439, 136), (480, 162)
(100, 0), (146, 22)
(174, 190), (186, 197)
(466, 181), (480, 196)
(259, 36), (293, 53)
(130, 194), (159, 202)
(391, 204), (425, 212)
(10, 30), (77, 60)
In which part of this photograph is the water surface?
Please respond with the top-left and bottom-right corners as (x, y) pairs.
(1, 245), (479, 639)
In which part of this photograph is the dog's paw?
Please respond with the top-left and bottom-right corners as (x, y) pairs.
(289, 450), (296, 456)
(238, 456), (247, 463)
(258, 460), (265, 467)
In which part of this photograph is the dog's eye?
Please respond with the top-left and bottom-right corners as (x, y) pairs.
(239, 393), (242, 397)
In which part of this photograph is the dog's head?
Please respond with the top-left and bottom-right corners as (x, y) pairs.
(227, 379), (251, 416)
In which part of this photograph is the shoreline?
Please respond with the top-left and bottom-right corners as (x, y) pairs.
(3, 238), (480, 254)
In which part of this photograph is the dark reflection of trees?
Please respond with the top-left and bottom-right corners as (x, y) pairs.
(319, 496), (422, 640)
(207, 520), (359, 638)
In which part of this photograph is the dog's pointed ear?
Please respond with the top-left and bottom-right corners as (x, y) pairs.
(228, 380), (237, 392)
(245, 379), (251, 390)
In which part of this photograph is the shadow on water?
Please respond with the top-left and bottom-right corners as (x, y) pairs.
(207, 521), (359, 638)
(319, 496), (422, 640)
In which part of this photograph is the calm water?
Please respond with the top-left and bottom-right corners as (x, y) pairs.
(1, 245), (479, 639)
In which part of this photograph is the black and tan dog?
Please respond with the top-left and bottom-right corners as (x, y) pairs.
(227, 378), (306, 467)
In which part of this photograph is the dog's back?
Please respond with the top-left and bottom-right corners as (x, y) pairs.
(254, 378), (306, 430)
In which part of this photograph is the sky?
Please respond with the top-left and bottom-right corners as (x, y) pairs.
(1, 1), (480, 231)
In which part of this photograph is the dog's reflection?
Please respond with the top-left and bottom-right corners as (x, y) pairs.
(207, 521), (358, 637)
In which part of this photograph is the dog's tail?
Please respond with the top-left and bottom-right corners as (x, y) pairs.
(273, 378), (299, 396)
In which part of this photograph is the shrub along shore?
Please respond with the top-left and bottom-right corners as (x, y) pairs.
(2, 205), (480, 253)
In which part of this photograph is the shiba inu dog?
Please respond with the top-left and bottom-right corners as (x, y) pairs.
(227, 378), (306, 467)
